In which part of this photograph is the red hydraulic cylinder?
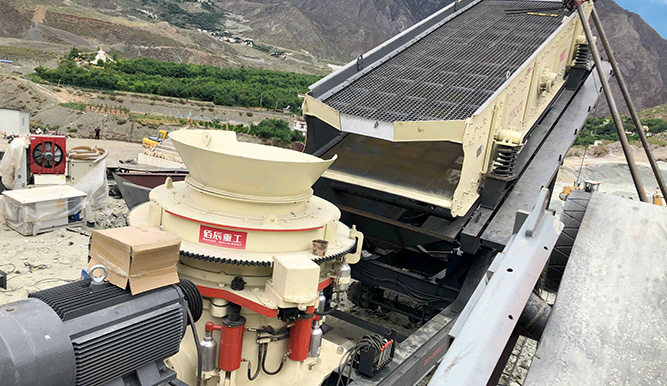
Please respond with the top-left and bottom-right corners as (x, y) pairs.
(220, 323), (245, 371)
(288, 315), (313, 361)
(219, 304), (246, 372)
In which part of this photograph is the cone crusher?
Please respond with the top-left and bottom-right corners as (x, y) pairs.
(128, 129), (364, 385)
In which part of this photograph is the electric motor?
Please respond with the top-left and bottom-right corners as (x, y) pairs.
(0, 278), (202, 386)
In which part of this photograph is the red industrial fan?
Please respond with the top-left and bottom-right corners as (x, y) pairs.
(29, 135), (66, 175)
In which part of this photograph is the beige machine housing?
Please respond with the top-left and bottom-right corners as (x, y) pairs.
(303, 1), (593, 216)
(129, 130), (362, 386)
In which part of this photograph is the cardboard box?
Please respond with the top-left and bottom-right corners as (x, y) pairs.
(88, 226), (181, 295)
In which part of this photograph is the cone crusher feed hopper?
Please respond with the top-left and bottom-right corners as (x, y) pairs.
(129, 130), (363, 385)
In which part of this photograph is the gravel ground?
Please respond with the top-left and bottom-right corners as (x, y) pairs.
(0, 136), (136, 304)
(0, 197), (128, 304)
(0, 225), (89, 304)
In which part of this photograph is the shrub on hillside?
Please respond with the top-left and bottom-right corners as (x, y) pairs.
(33, 58), (319, 111)
(249, 119), (304, 142)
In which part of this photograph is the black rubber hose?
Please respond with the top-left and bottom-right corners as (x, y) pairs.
(261, 343), (285, 375)
(187, 308), (202, 386)
(315, 287), (338, 316)
(314, 303), (339, 316)
(247, 344), (263, 381)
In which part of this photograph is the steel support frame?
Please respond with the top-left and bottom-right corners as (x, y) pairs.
(349, 251), (470, 323)
(328, 309), (407, 343)
(589, 6), (667, 199)
(340, 67), (594, 319)
(311, 174), (465, 247)
(348, 248), (496, 386)
(428, 189), (562, 385)
(325, 61), (601, 386)
(575, 3), (648, 201)
(354, 253), (463, 301)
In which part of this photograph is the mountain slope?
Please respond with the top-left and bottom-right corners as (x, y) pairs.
(0, 0), (665, 111)
(0, 2), (31, 38)
(216, 0), (446, 62)
(217, 0), (667, 111)
(0, 0), (332, 75)
(594, 0), (667, 113)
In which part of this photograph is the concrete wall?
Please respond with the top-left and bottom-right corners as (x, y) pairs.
(0, 109), (30, 135)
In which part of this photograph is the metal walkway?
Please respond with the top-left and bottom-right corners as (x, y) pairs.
(322, 1), (570, 122)
(524, 193), (667, 385)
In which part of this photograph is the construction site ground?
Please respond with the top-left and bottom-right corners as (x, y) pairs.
(1, 137), (665, 386)
(0, 138), (138, 304)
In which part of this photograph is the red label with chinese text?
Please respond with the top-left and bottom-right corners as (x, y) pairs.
(199, 225), (247, 250)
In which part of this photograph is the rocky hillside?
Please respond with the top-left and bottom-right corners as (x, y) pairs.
(0, 0), (665, 110)
(0, 0), (332, 75)
(216, 0), (445, 62)
(218, 0), (667, 111)
(594, 0), (667, 113)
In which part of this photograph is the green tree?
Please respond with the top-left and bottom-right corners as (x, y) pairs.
(249, 119), (302, 142)
(67, 47), (80, 61)
(31, 58), (319, 110)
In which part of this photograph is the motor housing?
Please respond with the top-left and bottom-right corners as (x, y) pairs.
(0, 278), (201, 386)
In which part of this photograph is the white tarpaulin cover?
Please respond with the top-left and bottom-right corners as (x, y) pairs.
(0, 137), (28, 190)
(73, 158), (109, 212)
(2, 185), (87, 236)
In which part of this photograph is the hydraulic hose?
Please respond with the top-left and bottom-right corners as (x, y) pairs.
(67, 146), (109, 164)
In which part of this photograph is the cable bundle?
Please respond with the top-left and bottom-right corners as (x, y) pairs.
(335, 334), (387, 386)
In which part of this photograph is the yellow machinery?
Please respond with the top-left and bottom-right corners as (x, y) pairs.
(558, 180), (600, 201)
(142, 129), (169, 148)
(129, 130), (363, 385)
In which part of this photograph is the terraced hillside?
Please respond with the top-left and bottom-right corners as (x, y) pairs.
(0, 0), (665, 111)
(0, 0), (331, 75)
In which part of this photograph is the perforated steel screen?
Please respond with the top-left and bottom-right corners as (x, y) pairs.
(322, 1), (570, 122)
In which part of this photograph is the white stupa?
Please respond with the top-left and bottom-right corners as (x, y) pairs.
(90, 45), (114, 64)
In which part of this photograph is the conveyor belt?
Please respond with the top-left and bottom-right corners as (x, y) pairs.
(322, 1), (570, 122)
(524, 193), (667, 385)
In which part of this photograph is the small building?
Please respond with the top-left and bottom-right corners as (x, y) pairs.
(90, 45), (115, 65)
(293, 119), (307, 134)
(0, 108), (30, 136)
